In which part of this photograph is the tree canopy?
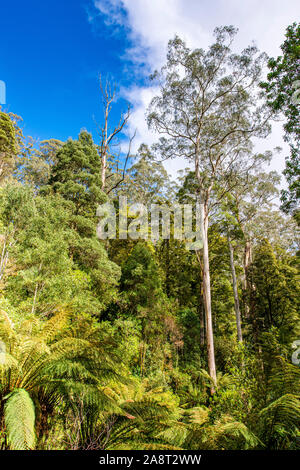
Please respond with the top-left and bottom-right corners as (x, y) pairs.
(0, 23), (299, 452)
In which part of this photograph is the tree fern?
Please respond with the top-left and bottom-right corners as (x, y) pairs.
(256, 356), (300, 449)
(259, 394), (300, 449)
(4, 388), (36, 450)
(0, 309), (126, 448)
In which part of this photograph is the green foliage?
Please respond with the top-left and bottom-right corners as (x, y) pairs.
(0, 183), (118, 316)
(121, 241), (161, 310)
(184, 414), (259, 450)
(4, 388), (36, 450)
(259, 394), (300, 449)
(249, 239), (299, 342)
(0, 24), (298, 450)
(0, 309), (128, 449)
(47, 131), (104, 213)
(257, 357), (300, 449)
(261, 22), (300, 219)
(0, 110), (22, 183)
(122, 144), (175, 205)
(17, 139), (63, 188)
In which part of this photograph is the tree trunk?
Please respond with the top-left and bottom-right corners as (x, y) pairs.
(198, 278), (205, 346)
(165, 238), (171, 297)
(243, 240), (252, 283)
(228, 238), (243, 342)
(200, 304), (206, 347)
(101, 152), (107, 192)
(200, 202), (217, 390)
(243, 239), (252, 318)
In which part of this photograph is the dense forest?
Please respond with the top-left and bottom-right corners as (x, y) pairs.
(0, 24), (299, 451)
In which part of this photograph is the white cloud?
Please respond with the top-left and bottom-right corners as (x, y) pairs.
(121, 84), (189, 177)
(94, 0), (299, 180)
(121, 85), (158, 151)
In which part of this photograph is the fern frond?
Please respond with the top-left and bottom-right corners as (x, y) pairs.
(4, 388), (36, 450)
(259, 393), (300, 444)
(37, 310), (69, 343)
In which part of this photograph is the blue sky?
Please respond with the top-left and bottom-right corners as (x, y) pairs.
(1, 0), (299, 179)
(0, 0), (133, 142)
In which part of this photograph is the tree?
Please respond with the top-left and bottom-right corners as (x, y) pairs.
(123, 144), (175, 205)
(0, 183), (112, 317)
(120, 242), (182, 377)
(17, 139), (63, 188)
(48, 130), (104, 214)
(261, 22), (300, 221)
(107, 144), (175, 283)
(121, 241), (161, 312)
(46, 131), (121, 309)
(147, 27), (270, 387)
(227, 235), (243, 342)
(0, 110), (22, 184)
(0, 310), (124, 449)
(95, 77), (132, 194)
(219, 169), (280, 334)
(249, 239), (299, 344)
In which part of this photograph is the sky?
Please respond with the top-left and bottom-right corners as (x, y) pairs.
(1, 0), (299, 180)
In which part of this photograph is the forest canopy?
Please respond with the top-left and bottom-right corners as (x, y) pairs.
(0, 23), (299, 451)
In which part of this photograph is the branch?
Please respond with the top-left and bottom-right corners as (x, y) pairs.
(106, 130), (136, 195)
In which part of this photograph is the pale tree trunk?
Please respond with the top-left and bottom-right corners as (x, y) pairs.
(97, 77), (131, 194)
(199, 281), (205, 347)
(242, 239), (263, 367)
(228, 238), (243, 342)
(196, 255), (205, 346)
(101, 96), (109, 192)
(200, 201), (217, 390)
(243, 239), (252, 286)
(242, 239), (252, 318)
(101, 152), (107, 192)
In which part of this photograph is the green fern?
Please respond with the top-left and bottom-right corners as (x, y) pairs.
(4, 388), (36, 450)
(259, 393), (300, 449)
(0, 309), (125, 448)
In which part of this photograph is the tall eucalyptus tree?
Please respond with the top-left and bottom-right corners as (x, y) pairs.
(147, 26), (271, 386)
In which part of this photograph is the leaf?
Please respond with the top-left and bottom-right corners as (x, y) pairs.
(4, 388), (36, 450)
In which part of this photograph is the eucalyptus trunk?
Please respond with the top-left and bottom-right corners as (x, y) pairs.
(101, 152), (107, 192)
(228, 238), (243, 342)
(243, 239), (252, 318)
(199, 201), (217, 390)
(199, 280), (205, 346)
